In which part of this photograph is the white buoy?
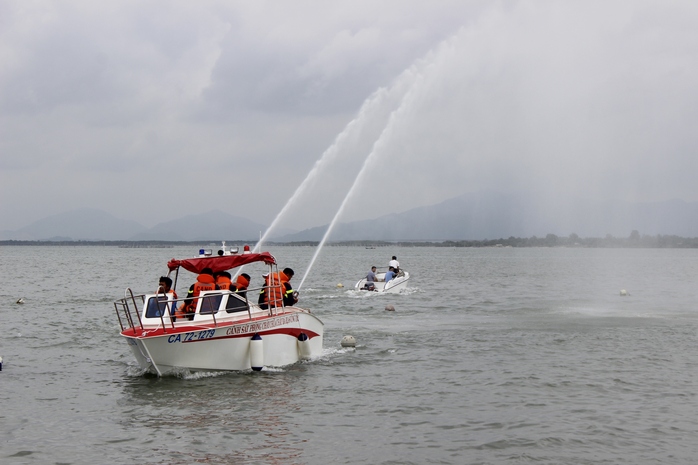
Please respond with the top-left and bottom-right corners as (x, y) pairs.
(336, 283), (344, 288)
(341, 335), (356, 347)
(385, 304), (395, 311)
(620, 289), (628, 296)
(249, 334), (264, 371)
(297, 333), (312, 359)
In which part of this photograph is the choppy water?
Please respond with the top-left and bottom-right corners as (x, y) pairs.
(1, 245), (697, 464)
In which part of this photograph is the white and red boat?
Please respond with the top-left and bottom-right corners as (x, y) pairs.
(354, 268), (410, 294)
(114, 245), (323, 376)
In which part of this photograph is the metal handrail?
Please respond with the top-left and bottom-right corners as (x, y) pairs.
(115, 287), (279, 333)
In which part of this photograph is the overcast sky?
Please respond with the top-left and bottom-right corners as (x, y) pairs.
(2, 1), (698, 232)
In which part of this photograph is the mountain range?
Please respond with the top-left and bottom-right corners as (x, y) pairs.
(2, 192), (698, 242)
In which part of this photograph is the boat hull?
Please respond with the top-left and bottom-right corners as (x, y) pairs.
(122, 309), (323, 375)
(355, 271), (410, 293)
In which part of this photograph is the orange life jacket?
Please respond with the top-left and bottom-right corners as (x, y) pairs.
(263, 272), (288, 308)
(176, 273), (216, 318)
(216, 276), (233, 290)
(235, 274), (250, 291)
(158, 289), (178, 300)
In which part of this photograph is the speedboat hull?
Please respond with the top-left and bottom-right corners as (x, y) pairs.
(355, 271), (410, 293)
(122, 308), (323, 375)
(114, 248), (324, 376)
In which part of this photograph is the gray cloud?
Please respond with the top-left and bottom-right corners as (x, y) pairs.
(1, 0), (697, 235)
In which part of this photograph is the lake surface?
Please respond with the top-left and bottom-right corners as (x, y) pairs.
(1, 245), (697, 464)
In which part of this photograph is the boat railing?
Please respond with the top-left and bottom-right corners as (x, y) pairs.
(114, 288), (145, 332)
(115, 287), (268, 333)
(114, 283), (303, 334)
(114, 289), (181, 333)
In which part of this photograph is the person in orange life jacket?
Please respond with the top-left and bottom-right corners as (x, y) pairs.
(259, 269), (295, 309)
(177, 267), (217, 320)
(234, 273), (251, 290)
(158, 276), (177, 298)
(158, 276), (178, 315)
(260, 272), (285, 309)
(281, 268), (298, 306)
(231, 273), (251, 295)
(224, 273), (252, 312)
(215, 271), (233, 290)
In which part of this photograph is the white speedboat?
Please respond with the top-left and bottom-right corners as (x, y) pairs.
(114, 245), (323, 376)
(354, 269), (410, 293)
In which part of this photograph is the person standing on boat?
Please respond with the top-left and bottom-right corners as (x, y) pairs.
(259, 272), (284, 309)
(389, 256), (400, 274)
(177, 267), (217, 319)
(364, 266), (378, 291)
(260, 268), (297, 309)
(281, 268), (298, 306)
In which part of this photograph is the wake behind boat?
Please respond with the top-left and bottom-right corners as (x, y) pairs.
(354, 268), (410, 293)
(114, 244), (323, 376)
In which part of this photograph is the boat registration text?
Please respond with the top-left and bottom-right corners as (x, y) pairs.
(225, 314), (299, 336)
(166, 315), (300, 343)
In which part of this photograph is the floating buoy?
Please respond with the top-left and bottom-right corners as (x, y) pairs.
(249, 333), (264, 371)
(385, 304), (395, 311)
(297, 333), (312, 359)
(341, 335), (356, 347)
(620, 289), (628, 296)
(16, 298), (24, 304)
(0, 356), (3, 371)
(336, 283), (344, 288)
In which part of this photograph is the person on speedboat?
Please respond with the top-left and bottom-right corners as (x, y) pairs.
(225, 273), (251, 312)
(281, 268), (299, 306)
(215, 271), (234, 290)
(364, 266), (378, 291)
(158, 276), (177, 299)
(259, 268), (297, 309)
(177, 267), (217, 320)
(389, 256), (400, 274)
(384, 266), (396, 284)
(158, 276), (178, 315)
(231, 273), (251, 294)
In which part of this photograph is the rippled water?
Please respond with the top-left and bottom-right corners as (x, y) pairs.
(1, 245), (697, 464)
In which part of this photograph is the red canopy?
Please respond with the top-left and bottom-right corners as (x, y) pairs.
(167, 252), (276, 274)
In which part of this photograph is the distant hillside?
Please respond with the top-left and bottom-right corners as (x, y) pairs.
(0, 208), (147, 241)
(3, 193), (698, 242)
(129, 210), (267, 242)
(0, 209), (271, 242)
(276, 192), (698, 241)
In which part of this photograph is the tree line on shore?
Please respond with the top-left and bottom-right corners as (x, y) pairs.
(2, 231), (698, 248)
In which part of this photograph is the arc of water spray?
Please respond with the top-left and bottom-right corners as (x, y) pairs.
(251, 71), (422, 255)
(297, 69), (447, 289)
(297, 32), (462, 290)
(232, 82), (412, 279)
(232, 86), (405, 279)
